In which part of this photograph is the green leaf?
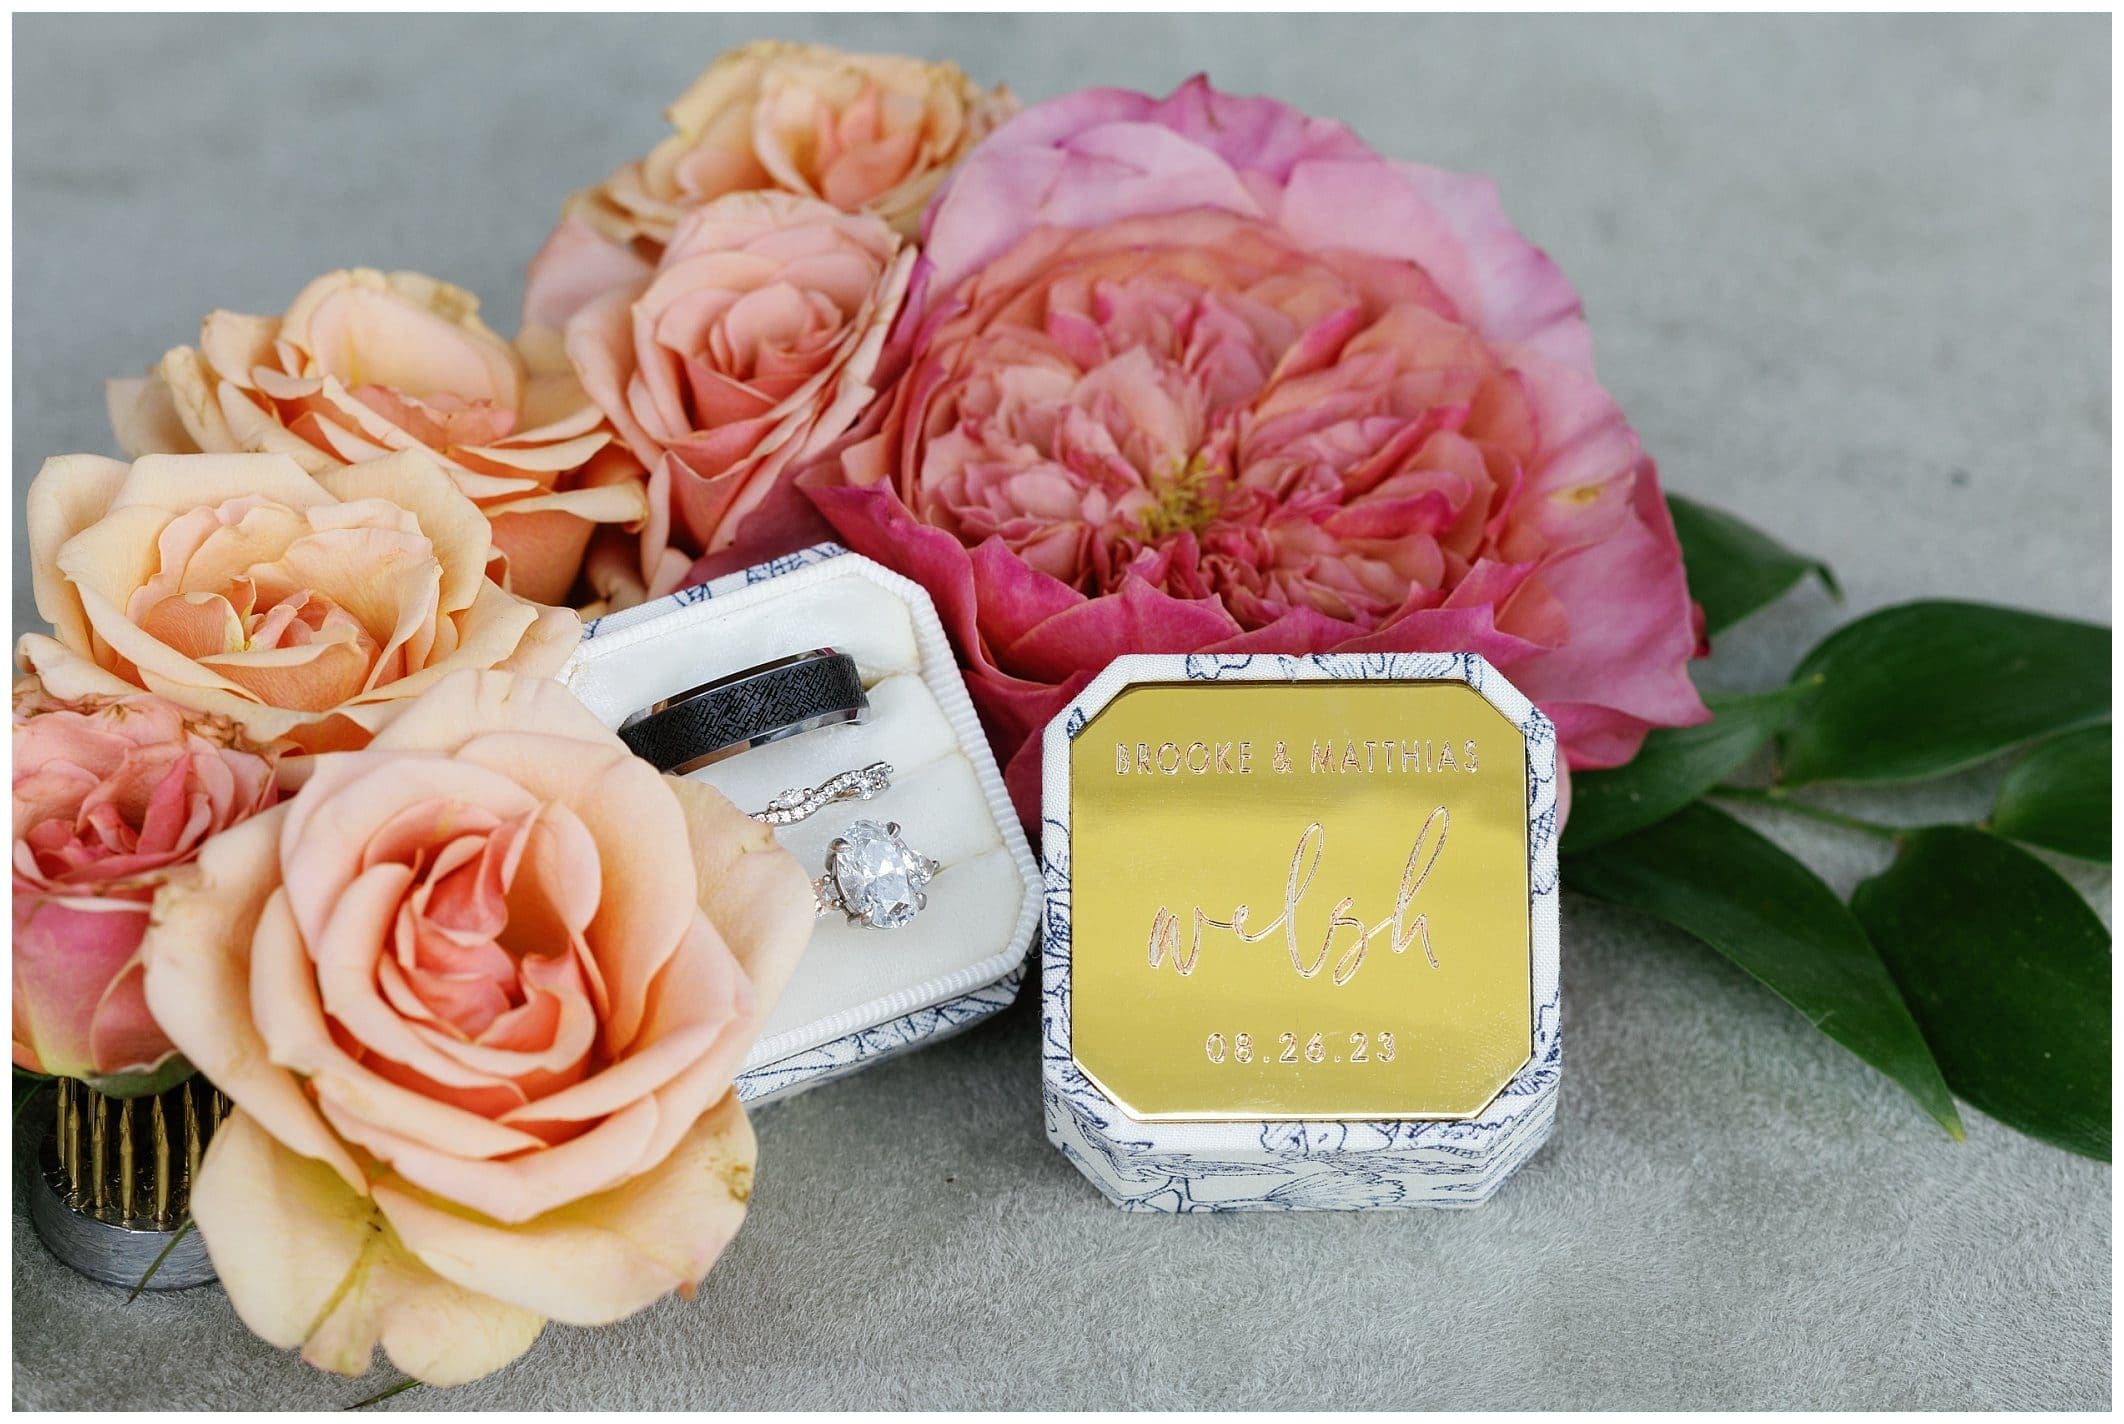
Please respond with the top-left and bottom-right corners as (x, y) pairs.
(1991, 725), (2110, 862)
(1566, 802), (1961, 1137)
(1779, 600), (2110, 786)
(1851, 826), (2110, 1160)
(14, 1074), (50, 1120)
(1564, 682), (1821, 853)
(1667, 492), (1839, 637)
(85, 1054), (196, 1101)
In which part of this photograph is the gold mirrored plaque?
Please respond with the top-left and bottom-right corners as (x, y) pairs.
(1069, 680), (1531, 1122)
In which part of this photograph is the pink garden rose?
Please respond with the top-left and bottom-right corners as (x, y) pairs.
(801, 77), (1708, 817)
(108, 269), (648, 607)
(563, 190), (913, 603)
(141, 670), (816, 1385)
(13, 680), (278, 1089)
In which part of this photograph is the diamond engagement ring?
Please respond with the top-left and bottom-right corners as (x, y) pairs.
(747, 762), (893, 826)
(812, 820), (941, 930)
(619, 649), (868, 776)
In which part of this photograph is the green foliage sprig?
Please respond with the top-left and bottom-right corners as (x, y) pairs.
(1563, 497), (2111, 1159)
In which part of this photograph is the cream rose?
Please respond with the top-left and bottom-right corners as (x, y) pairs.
(524, 41), (1011, 339)
(18, 450), (578, 751)
(107, 269), (648, 606)
(140, 670), (815, 1384)
(564, 190), (913, 603)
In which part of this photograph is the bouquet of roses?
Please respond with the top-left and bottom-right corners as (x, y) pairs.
(16, 40), (2107, 1391)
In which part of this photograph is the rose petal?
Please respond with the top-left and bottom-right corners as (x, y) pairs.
(376, 1092), (754, 1327)
(140, 808), (367, 1192)
(24, 455), (134, 660)
(108, 375), (200, 459)
(666, 773), (818, 1013)
(12, 894), (155, 1079)
(193, 1110), (544, 1387)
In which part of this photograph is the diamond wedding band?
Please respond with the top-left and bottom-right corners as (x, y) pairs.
(747, 762), (893, 826)
(619, 649), (867, 776)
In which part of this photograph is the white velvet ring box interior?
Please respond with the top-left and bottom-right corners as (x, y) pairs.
(1041, 652), (1562, 1212)
(559, 544), (1042, 1105)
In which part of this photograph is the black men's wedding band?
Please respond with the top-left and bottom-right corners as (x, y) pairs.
(618, 649), (869, 776)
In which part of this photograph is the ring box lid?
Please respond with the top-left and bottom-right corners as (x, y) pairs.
(1040, 651), (1562, 1210)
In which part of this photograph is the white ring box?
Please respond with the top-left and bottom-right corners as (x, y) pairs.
(560, 545), (1042, 1105)
(1040, 652), (1562, 1211)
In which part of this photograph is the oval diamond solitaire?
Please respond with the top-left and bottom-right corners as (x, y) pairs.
(816, 820), (940, 929)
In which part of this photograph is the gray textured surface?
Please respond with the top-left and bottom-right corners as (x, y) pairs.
(11, 12), (2111, 1411)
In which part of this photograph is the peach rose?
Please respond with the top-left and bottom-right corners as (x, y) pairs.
(523, 41), (1010, 336)
(17, 450), (578, 752)
(107, 269), (648, 605)
(13, 680), (279, 1090)
(140, 670), (815, 1384)
(564, 190), (913, 602)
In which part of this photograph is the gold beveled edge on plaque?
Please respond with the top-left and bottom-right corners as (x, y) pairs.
(1069, 1048), (1536, 1125)
(1063, 677), (1536, 1126)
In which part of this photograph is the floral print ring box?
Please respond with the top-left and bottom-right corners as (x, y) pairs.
(1041, 652), (1562, 1211)
(562, 544), (1043, 1104)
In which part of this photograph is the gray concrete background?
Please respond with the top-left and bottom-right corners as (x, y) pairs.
(11, 13), (2110, 1410)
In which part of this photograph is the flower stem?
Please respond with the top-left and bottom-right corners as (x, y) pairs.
(1713, 786), (1902, 841)
(345, 1378), (422, 1411)
(128, 1218), (194, 1302)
